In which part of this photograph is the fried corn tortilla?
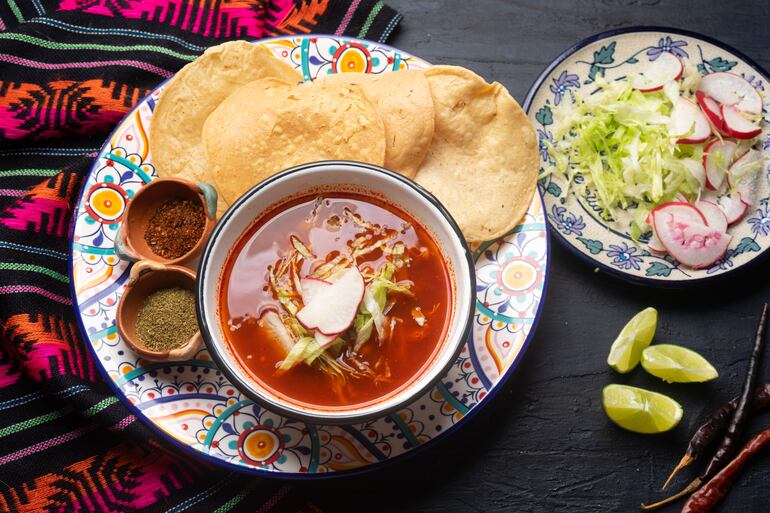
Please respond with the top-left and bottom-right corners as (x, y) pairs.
(205, 79), (386, 205)
(415, 65), (539, 242)
(151, 41), (301, 213)
(316, 71), (434, 178)
(202, 77), (295, 207)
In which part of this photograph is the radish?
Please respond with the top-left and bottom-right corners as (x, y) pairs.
(296, 267), (364, 336)
(632, 52), (684, 92)
(652, 209), (732, 269)
(299, 277), (332, 305)
(669, 97), (712, 144)
(648, 234), (667, 255)
(717, 193), (749, 224)
(721, 105), (762, 139)
(729, 149), (764, 206)
(703, 140), (738, 190)
(699, 72), (763, 114)
(258, 309), (295, 355)
(695, 91), (726, 134)
(695, 200), (728, 233)
(298, 278), (342, 347)
(315, 330), (338, 347)
(651, 202), (708, 226)
(645, 213), (667, 254)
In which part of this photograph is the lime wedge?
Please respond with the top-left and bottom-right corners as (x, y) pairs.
(607, 307), (658, 374)
(602, 384), (683, 434)
(641, 344), (719, 383)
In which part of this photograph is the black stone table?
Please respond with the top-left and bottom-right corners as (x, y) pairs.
(301, 2), (770, 511)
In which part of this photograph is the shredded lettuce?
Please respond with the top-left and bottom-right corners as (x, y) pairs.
(354, 263), (413, 348)
(551, 76), (705, 237)
(277, 336), (315, 372)
(353, 313), (374, 351)
(269, 213), (418, 381)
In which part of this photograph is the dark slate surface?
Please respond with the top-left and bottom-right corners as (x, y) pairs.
(302, 2), (770, 512)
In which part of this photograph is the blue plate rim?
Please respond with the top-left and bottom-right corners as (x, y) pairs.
(68, 34), (552, 479)
(522, 25), (770, 288)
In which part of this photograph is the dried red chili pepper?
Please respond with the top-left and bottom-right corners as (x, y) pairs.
(643, 303), (768, 510)
(662, 382), (770, 490)
(681, 427), (770, 513)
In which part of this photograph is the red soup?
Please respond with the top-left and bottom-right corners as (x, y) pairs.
(219, 192), (453, 409)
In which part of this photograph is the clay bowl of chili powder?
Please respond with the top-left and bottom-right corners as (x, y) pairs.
(115, 178), (217, 266)
(117, 260), (202, 361)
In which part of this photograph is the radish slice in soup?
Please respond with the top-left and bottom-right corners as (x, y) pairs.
(300, 277), (332, 305)
(297, 267), (364, 335)
(258, 309), (295, 356)
(652, 209), (731, 269)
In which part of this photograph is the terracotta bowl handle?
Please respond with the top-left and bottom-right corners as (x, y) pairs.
(196, 182), (218, 220)
(127, 260), (167, 286)
(167, 331), (203, 361)
(114, 222), (140, 262)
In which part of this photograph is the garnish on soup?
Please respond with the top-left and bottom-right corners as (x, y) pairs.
(220, 193), (452, 407)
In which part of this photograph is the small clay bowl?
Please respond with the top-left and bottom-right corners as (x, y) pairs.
(116, 260), (202, 361)
(115, 178), (217, 266)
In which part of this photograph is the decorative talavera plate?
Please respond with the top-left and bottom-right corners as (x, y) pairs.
(69, 35), (549, 477)
(524, 27), (770, 285)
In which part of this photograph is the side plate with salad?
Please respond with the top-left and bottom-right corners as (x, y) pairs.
(525, 27), (770, 285)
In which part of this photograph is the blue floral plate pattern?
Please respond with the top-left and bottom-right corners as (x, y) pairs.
(524, 27), (770, 285)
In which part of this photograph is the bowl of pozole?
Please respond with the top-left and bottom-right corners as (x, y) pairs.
(197, 161), (475, 424)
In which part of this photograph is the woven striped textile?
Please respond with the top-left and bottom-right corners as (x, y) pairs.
(0, 1), (401, 511)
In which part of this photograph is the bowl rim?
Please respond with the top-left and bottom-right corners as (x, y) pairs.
(196, 160), (477, 424)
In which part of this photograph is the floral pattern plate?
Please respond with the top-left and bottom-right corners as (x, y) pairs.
(524, 27), (770, 285)
(69, 35), (550, 477)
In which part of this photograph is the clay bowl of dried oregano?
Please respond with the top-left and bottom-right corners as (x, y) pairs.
(115, 178), (217, 266)
(117, 260), (202, 361)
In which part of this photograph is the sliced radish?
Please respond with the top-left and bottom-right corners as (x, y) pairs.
(299, 277), (331, 305)
(717, 193), (749, 224)
(699, 72), (763, 114)
(296, 267), (364, 336)
(257, 309), (295, 356)
(722, 105), (762, 139)
(694, 200), (728, 233)
(315, 330), (338, 347)
(651, 201), (708, 226)
(297, 278), (343, 347)
(648, 230), (667, 254)
(645, 214), (667, 254)
(632, 52), (684, 92)
(729, 149), (764, 206)
(695, 91), (726, 134)
(669, 97), (712, 144)
(653, 210), (732, 269)
(703, 140), (738, 190)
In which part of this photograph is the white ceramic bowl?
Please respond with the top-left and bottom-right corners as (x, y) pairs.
(197, 161), (475, 425)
